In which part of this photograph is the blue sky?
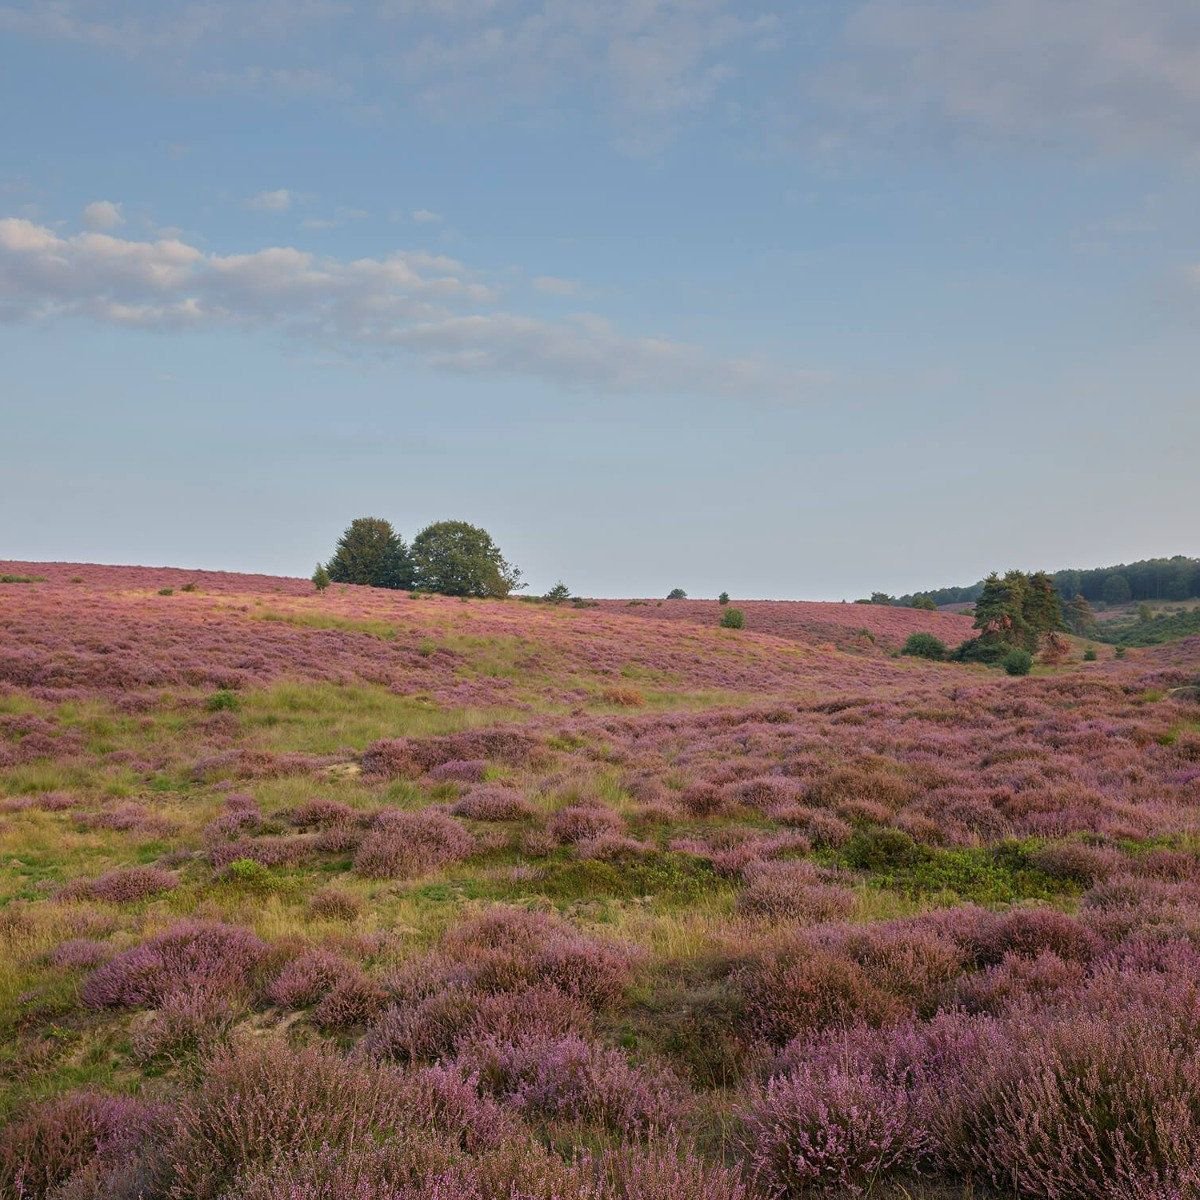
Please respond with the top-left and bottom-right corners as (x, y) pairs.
(1, 0), (1197, 599)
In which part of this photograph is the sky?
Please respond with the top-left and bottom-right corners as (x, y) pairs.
(0, 0), (1197, 600)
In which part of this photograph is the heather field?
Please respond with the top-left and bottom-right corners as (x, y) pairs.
(3, 564), (1200, 1199)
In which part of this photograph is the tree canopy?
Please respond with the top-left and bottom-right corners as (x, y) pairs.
(973, 570), (1062, 653)
(409, 520), (523, 598)
(325, 518), (414, 590)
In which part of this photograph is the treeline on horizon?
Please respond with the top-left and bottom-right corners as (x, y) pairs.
(891, 555), (1200, 609)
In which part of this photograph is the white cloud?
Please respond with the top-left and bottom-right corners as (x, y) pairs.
(819, 0), (1200, 158)
(532, 275), (579, 296)
(410, 208), (443, 223)
(82, 199), (123, 230)
(0, 214), (813, 399)
(245, 188), (292, 212)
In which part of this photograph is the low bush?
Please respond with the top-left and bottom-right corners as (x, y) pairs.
(1003, 648), (1034, 676)
(354, 808), (475, 879)
(720, 608), (745, 630)
(901, 632), (947, 660)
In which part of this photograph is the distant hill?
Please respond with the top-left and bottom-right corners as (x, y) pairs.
(897, 555), (1200, 609)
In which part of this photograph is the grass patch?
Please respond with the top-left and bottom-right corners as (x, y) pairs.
(254, 609), (401, 640)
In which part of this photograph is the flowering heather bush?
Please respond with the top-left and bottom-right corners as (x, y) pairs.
(288, 797), (355, 828)
(967, 906), (1104, 967)
(209, 833), (317, 871)
(742, 1060), (927, 1195)
(1028, 839), (1124, 886)
(47, 936), (112, 969)
(82, 919), (268, 1009)
(353, 808), (475, 878)
(458, 1032), (685, 1135)
(58, 864), (178, 903)
(597, 1143), (750, 1200)
(953, 949), (1087, 1016)
(736, 861), (856, 921)
(362, 729), (546, 779)
(266, 949), (349, 1008)
(428, 757), (490, 783)
(128, 980), (241, 1062)
(548, 803), (626, 844)
(0, 1090), (164, 1199)
(451, 784), (532, 821)
(76, 801), (173, 835)
(576, 832), (655, 861)
(310, 969), (390, 1030)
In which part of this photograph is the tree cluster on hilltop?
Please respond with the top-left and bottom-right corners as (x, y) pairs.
(885, 555), (1200, 610)
(318, 517), (523, 599)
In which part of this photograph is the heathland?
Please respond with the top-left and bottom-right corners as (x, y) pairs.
(2, 561), (1200, 1199)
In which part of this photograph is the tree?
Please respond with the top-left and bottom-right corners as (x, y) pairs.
(1102, 572), (1132, 605)
(1064, 594), (1097, 636)
(667, 588), (687, 600)
(311, 563), (330, 592)
(410, 520), (522, 598)
(974, 571), (1032, 649)
(326, 518), (414, 589)
(869, 592), (895, 606)
(1024, 571), (1062, 637)
(720, 607), (745, 629)
(718, 591), (730, 606)
(911, 595), (937, 611)
(545, 582), (571, 604)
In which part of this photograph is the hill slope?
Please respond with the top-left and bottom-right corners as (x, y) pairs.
(1, 562), (1199, 1198)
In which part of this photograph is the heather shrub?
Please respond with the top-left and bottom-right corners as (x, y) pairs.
(452, 785), (532, 821)
(742, 1061), (927, 1195)
(953, 949), (1086, 1015)
(548, 804), (625, 845)
(307, 886), (362, 921)
(48, 937), (112, 970)
(736, 940), (904, 1044)
(289, 798), (355, 828)
(310, 970), (390, 1030)
(1029, 839), (1122, 886)
(427, 758), (489, 783)
(129, 981), (241, 1062)
(266, 949), (348, 1008)
(576, 832), (654, 861)
(163, 1039), (412, 1199)
(210, 834), (315, 871)
(941, 1015), (1200, 1198)
(354, 808), (475, 878)
(439, 907), (638, 1009)
(0, 1090), (164, 1199)
(82, 920), (269, 1009)
(969, 906), (1104, 967)
(770, 807), (852, 849)
(736, 861), (856, 922)
(598, 1142), (750, 1200)
(59, 865), (178, 904)
(458, 1032), (685, 1135)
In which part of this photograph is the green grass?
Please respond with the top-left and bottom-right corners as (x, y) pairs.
(254, 609), (401, 640)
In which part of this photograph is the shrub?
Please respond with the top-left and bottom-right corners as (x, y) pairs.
(742, 1061), (927, 1195)
(545, 581), (571, 604)
(718, 591), (730, 606)
(451, 786), (531, 821)
(353, 809), (475, 879)
(158, 587), (174, 596)
(901, 632), (946, 660)
(1003, 648), (1034, 676)
(458, 1032), (684, 1135)
(311, 563), (330, 591)
(720, 608), (745, 630)
(667, 588), (687, 600)
(266, 950), (348, 1008)
(0, 1090), (164, 1199)
(1083, 646), (1098, 661)
(548, 804), (625, 845)
(844, 826), (922, 872)
(81, 920), (268, 1009)
(58, 865), (177, 904)
(310, 970), (389, 1030)
(736, 861), (856, 922)
(206, 689), (240, 712)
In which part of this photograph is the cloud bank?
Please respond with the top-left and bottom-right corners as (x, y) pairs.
(0, 215), (808, 398)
